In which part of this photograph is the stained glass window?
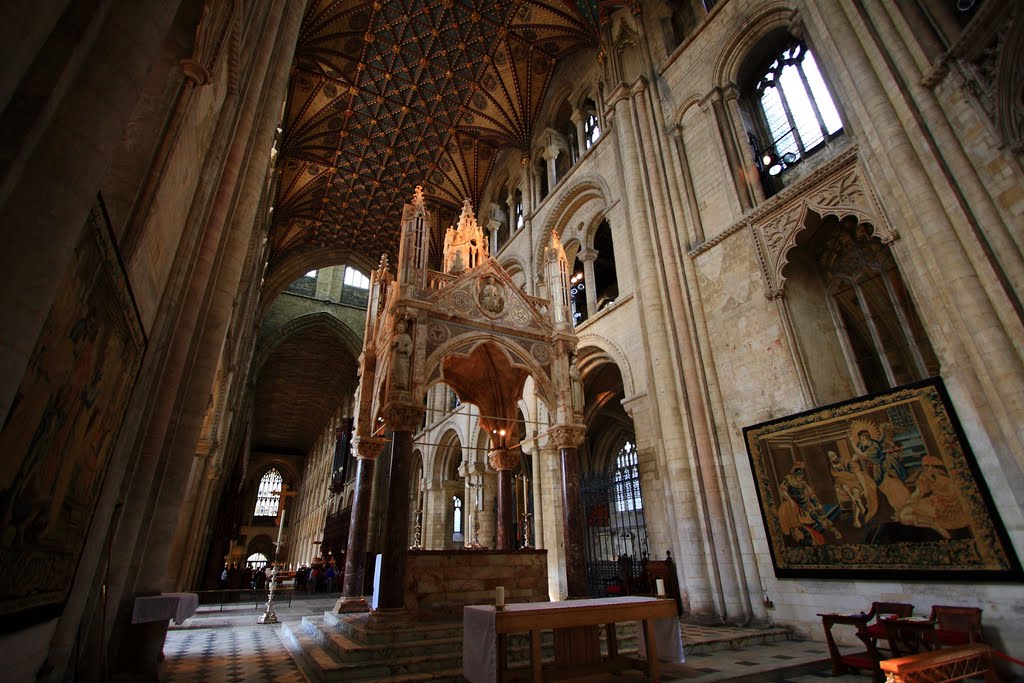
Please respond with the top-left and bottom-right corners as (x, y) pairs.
(614, 442), (642, 512)
(254, 469), (282, 517)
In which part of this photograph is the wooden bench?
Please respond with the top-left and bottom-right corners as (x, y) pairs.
(880, 644), (998, 683)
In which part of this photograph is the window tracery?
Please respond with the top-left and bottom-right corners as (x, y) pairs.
(745, 38), (844, 196)
(254, 468), (283, 517)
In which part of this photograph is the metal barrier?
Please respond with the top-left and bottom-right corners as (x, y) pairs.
(193, 588), (295, 611)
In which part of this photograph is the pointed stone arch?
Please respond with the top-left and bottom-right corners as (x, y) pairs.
(253, 311), (361, 373)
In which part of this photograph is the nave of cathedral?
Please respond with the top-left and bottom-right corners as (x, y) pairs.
(1, 0), (1023, 681)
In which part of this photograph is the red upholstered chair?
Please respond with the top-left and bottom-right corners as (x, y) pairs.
(923, 605), (985, 649)
(820, 602), (915, 683)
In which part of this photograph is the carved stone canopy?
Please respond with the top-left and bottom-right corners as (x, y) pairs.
(353, 190), (585, 454)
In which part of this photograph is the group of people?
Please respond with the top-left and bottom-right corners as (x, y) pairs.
(295, 562), (339, 593)
(218, 562), (272, 591)
(777, 422), (968, 545)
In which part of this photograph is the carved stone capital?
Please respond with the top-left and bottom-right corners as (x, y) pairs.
(577, 248), (598, 263)
(547, 425), (586, 450)
(487, 447), (521, 472)
(352, 435), (390, 461)
(381, 402), (425, 433)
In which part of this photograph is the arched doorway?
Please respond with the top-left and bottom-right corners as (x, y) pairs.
(577, 356), (649, 597)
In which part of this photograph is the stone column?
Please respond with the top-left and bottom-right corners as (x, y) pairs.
(375, 403), (424, 614)
(506, 193), (517, 234)
(571, 109), (587, 157)
(487, 218), (500, 253)
(578, 248), (599, 315)
(549, 425), (587, 598)
(335, 435), (389, 613)
(487, 447), (520, 550)
(542, 146), (559, 192)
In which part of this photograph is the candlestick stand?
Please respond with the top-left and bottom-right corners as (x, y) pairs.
(466, 514), (485, 549)
(520, 513), (533, 549)
(257, 541), (283, 624)
(410, 509), (423, 550)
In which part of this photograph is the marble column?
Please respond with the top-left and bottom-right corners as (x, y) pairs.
(549, 425), (587, 598)
(487, 447), (520, 551)
(578, 248), (599, 316)
(376, 403), (424, 612)
(335, 435), (389, 613)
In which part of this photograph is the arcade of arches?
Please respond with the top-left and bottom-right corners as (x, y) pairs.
(0, 0), (1023, 680)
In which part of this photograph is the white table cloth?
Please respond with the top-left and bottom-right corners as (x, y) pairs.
(462, 596), (684, 683)
(131, 592), (199, 625)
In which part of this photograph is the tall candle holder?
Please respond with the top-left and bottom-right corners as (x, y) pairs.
(257, 542), (282, 624)
(520, 513), (533, 549)
(259, 506), (287, 624)
(410, 508), (423, 550)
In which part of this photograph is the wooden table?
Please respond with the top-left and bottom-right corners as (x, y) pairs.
(463, 596), (683, 682)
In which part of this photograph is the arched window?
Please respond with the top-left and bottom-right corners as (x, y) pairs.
(584, 110), (601, 149)
(514, 190), (524, 231)
(745, 37), (843, 196)
(593, 221), (619, 311)
(452, 495), (463, 541)
(254, 468), (283, 517)
(614, 441), (642, 512)
(246, 552), (269, 568)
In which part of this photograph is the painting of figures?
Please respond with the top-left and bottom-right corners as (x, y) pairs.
(0, 201), (145, 628)
(743, 378), (1022, 580)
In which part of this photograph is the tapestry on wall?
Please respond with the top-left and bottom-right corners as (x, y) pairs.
(743, 378), (1022, 580)
(0, 200), (146, 630)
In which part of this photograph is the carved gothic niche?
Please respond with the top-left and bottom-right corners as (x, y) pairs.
(749, 149), (897, 299)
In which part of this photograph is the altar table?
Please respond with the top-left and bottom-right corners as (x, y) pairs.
(463, 596), (684, 682)
(128, 593), (199, 679)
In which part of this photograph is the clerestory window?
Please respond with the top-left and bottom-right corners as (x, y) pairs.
(584, 112), (601, 149)
(752, 40), (842, 188)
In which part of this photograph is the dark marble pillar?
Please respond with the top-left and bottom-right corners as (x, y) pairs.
(488, 448), (521, 551)
(375, 402), (422, 611)
(551, 426), (587, 598)
(335, 435), (388, 613)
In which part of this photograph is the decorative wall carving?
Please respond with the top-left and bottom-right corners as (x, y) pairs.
(746, 149), (897, 299)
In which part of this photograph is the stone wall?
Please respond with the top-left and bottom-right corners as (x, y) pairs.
(404, 549), (549, 620)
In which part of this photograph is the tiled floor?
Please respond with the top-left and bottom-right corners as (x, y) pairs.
(163, 594), (871, 682)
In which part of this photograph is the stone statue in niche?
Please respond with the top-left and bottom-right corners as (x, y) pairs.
(391, 319), (413, 389)
(569, 358), (584, 415)
(478, 275), (506, 315)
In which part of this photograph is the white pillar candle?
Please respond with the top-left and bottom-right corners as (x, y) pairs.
(496, 586), (505, 608)
(276, 508), (287, 548)
(655, 579), (666, 596)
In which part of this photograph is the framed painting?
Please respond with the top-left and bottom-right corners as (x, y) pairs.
(743, 378), (1022, 580)
(0, 198), (146, 631)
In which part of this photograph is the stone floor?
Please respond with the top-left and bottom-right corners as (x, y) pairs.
(163, 593), (873, 682)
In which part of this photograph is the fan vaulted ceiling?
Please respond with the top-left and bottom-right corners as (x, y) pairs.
(268, 0), (605, 279)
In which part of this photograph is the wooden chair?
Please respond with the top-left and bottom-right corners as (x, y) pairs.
(819, 602), (914, 683)
(923, 605), (985, 649)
